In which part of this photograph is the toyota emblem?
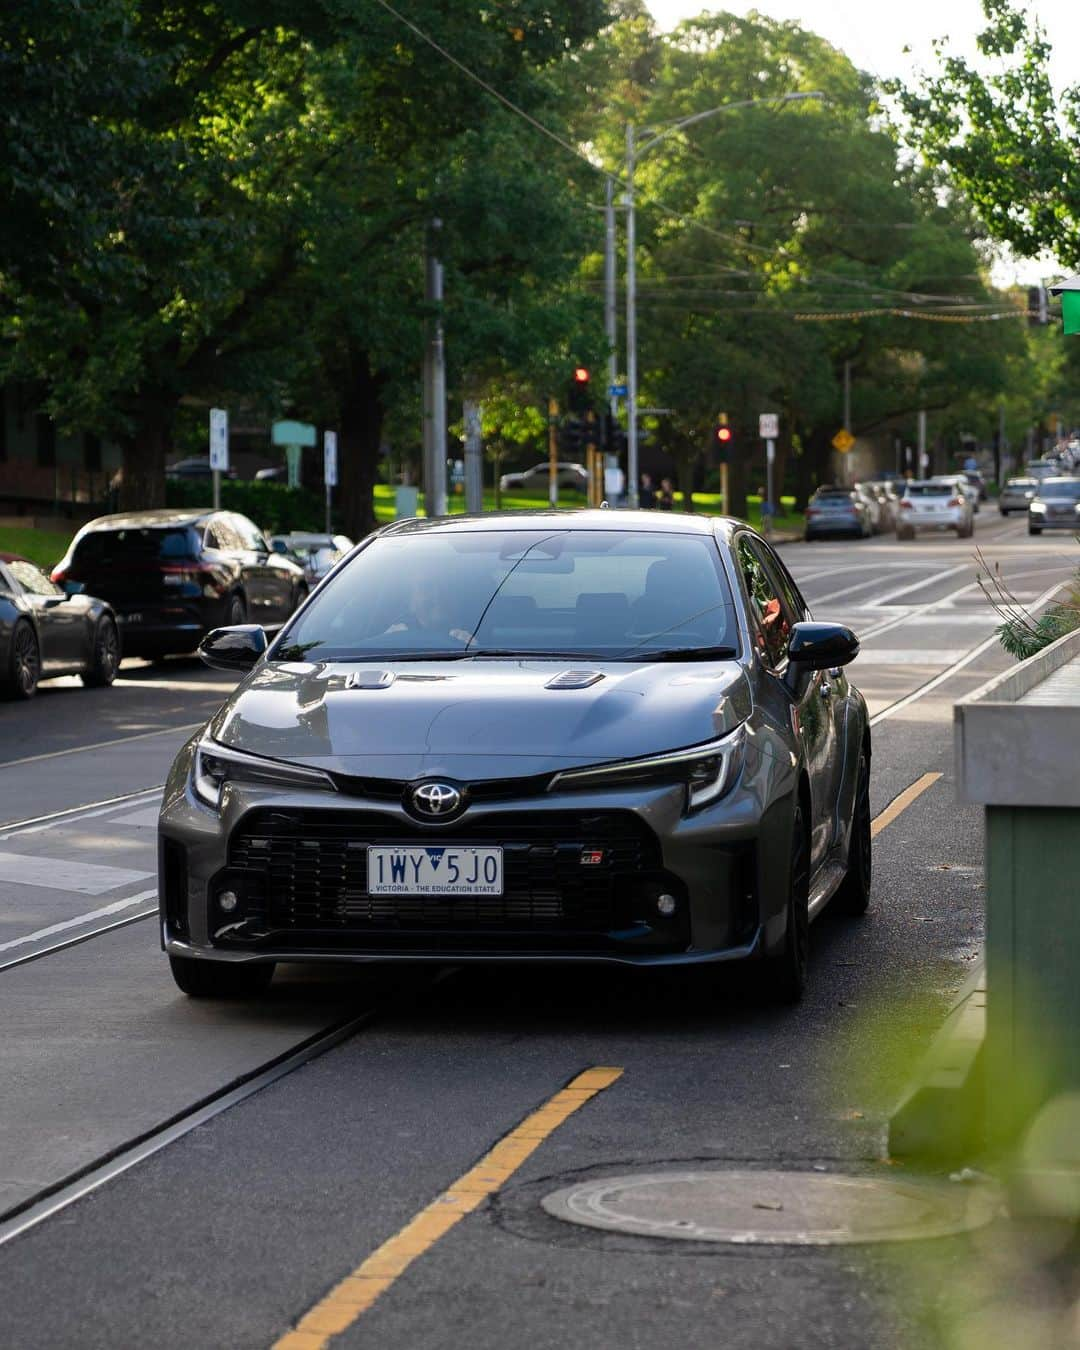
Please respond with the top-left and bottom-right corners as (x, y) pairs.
(411, 782), (462, 818)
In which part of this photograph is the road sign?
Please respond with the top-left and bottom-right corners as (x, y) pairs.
(609, 384), (628, 398)
(271, 419), (316, 448)
(832, 428), (855, 453)
(209, 408), (229, 471)
(324, 430), (338, 487)
(759, 413), (779, 440)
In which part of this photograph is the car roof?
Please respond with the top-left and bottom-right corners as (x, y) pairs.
(0, 552), (31, 565)
(1037, 477), (1080, 487)
(380, 508), (741, 540)
(78, 508), (214, 531)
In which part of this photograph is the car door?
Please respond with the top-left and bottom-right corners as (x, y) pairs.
(735, 535), (837, 872)
(7, 560), (90, 671)
(231, 513), (295, 623)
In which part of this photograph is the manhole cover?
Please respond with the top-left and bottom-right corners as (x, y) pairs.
(540, 1170), (999, 1245)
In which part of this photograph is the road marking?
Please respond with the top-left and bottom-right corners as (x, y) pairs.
(870, 773), (942, 838)
(0, 786), (162, 839)
(0, 908), (158, 974)
(110, 805), (162, 828)
(272, 1066), (625, 1350)
(868, 576), (1067, 726)
(857, 563), (1063, 644)
(0, 852), (153, 895)
(862, 563), (970, 609)
(0, 887), (158, 953)
(0, 722), (201, 770)
(807, 566), (932, 608)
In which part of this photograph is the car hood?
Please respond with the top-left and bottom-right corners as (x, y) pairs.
(210, 657), (753, 781)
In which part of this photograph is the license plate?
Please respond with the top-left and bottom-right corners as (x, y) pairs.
(367, 846), (503, 896)
(119, 612), (143, 624)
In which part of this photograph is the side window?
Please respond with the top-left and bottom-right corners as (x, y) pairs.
(735, 536), (795, 668)
(230, 514), (267, 552)
(759, 543), (808, 623)
(8, 560), (61, 597)
(205, 516), (241, 551)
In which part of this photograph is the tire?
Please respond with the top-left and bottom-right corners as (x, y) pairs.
(957, 522), (973, 539)
(834, 751), (871, 916)
(81, 617), (120, 687)
(762, 799), (810, 1004)
(169, 955), (275, 998)
(2, 621), (40, 700)
(999, 508), (1009, 516)
(1029, 524), (1042, 536)
(896, 526), (914, 541)
(226, 593), (247, 627)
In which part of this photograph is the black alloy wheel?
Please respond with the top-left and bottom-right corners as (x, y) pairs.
(227, 593), (247, 626)
(3, 621), (40, 700)
(169, 955), (275, 998)
(82, 617), (121, 688)
(763, 799), (810, 1004)
(1029, 523), (1042, 536)
(834, 751), (872, 916)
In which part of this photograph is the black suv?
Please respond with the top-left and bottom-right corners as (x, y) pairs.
(52, 508), (308, 657)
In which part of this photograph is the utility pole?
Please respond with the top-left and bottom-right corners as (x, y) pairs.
(996, 400), (1006, 484)
(548, 397), (559, 507)
(918, 409), (928, 476)
(422, 220), (448, 518)
(624, 124), (639, 507)
(463, 400), (483, 513)
(605, 176), (618, 437)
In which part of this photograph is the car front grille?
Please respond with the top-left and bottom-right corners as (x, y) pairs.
(224, 808), (666, 944)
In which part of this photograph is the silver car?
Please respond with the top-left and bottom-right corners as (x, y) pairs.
(159, 513), (871, 1004)
(1028, 477), (1080, 534)
(998, 478), (1039, 516)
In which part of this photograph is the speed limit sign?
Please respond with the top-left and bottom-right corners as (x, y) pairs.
(759, 413), (779, 440)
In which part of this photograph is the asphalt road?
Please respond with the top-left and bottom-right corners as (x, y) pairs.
(0, 511), (1073, 1349)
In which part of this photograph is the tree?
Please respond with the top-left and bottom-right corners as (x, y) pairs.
(894, 0), (1080, 271)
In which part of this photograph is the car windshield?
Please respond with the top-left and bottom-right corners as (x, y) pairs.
(1038, 480), (1080, 499)
(813, 489), (853, 500)
(275, 529), (740, 661)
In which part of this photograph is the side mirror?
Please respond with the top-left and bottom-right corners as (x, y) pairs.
(787, 621), (859, 670)
(62, 580), (86, 596)
(199, 624), (267, 672)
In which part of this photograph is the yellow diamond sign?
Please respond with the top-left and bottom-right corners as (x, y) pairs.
(832, 428), (855, 453)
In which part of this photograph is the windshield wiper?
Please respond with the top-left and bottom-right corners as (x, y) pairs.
(618, 645), (738, 662)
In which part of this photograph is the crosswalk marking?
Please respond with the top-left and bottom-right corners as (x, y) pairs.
(0, 851), (153, 896)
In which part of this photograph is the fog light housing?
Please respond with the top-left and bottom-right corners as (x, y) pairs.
(656, 893), (677, 918)
(218, 889), (239, 913)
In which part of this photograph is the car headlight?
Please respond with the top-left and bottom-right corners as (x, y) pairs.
(548, 724), (746, 814)
(192, 739), (336, 810)
(1030, 502), (1046, 513)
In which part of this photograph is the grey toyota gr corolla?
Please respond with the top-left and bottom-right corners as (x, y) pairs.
(159, 511), (871, 1002)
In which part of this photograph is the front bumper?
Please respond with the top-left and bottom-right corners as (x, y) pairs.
(158, 756), (792, 968)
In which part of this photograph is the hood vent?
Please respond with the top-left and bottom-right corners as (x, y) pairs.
(343, 670), (394, 690)
(545, 670), (605, 690)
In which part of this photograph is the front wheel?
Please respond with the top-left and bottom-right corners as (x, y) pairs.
(2, 621), (40, 700)
(1029, 523), (1042, 536)
(999, 507), (1009, 517)
(762, 800), (810, 1004)
(896, 526), (914, 541)
(169, 955), (275, 998)
(226, 593), (247, 627)
(82, 617), (120, 687)
(834, 751), (871, 916)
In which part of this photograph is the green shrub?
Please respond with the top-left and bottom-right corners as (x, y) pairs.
(165, 478), (328, 533)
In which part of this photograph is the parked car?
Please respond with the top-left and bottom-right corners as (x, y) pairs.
(269, 533), (355, 585)
(804, 486), (873, 540)
(166, 457), (238, 480)
(500, 461), (588, 494)
(998, 477), (1040, 515)
(895, 480), (974, 539)
(852, 483), (887, 534)
(160, 510), (870, 1001)
(960, 469), (989, 501)
(51, 509), (309, 658)
(1028, 477), (1080, 534)
(0, 554), (120, 699)
(1027, 460), (1061, 481)
(254, 465), (287, 482)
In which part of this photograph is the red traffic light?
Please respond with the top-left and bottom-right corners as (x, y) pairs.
(716, 426), (732, 442)
(573, 366), (590, 384)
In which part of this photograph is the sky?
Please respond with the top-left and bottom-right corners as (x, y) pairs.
(648, 1), (1079, 283)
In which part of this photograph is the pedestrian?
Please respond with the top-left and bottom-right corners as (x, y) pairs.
(657, 477), (675, 510)
(639, 472), (656, 509)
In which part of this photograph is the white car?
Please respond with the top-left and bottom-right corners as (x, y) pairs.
(500, 461), (588, 493)
(896, 480), (975, 539)
(930, 474), (980, 514)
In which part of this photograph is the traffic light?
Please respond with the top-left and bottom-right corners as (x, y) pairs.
(560, 417), (585, 455)
(568, 366), (592, 414)
(714, 413), (733, 461)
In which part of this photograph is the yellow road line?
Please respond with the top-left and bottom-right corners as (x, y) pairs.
(272, 1066), (624, 1350)
(870, 771), (942, 838)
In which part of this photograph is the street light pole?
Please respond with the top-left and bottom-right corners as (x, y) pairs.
(605, 177), (618, 436)
(623, 92), (822, 510)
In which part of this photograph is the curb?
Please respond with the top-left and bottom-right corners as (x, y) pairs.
(888, 961), (986, 1162)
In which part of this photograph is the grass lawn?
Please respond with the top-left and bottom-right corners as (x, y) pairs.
(374, 484), (803, 533)
(0, 525), (74, 571)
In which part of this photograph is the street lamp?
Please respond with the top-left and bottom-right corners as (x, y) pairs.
(623, 92), (823, 506)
